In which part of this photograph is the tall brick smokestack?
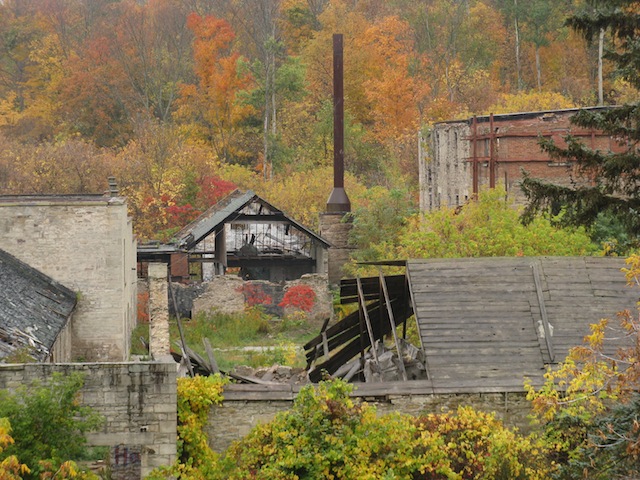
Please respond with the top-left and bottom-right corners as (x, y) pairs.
(321, 33), (353, 285)
(326, 33), (351, 212)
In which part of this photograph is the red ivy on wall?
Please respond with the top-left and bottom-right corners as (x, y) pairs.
(237, 283), (272, 307)
(137, 291), (150, 323)
(279, 285), (316, 312)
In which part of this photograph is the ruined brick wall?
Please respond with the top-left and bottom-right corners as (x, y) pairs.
(206, 386), (534, 453)
(0, 362), (177, 480)
(0, 197), (137, 361)
(421, 108), (620, 212)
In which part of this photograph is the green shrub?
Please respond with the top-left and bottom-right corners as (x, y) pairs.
(215, 379), (550, 479)
(0, 372), (103, 479)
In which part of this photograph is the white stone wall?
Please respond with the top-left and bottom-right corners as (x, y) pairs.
(420, 122), (472, 212)
(0, 197), (137, 361)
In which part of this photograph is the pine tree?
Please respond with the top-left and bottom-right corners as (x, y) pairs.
(521, 0), (640, 237)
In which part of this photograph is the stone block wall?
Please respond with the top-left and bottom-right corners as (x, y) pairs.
(420, 121), (471, 212)
(206, 384), (534, 453)
(319, 212), (354, 286)
(0, 362), (177, 480)
(187, 274), (332, 323)
(0, 196), (137, 361)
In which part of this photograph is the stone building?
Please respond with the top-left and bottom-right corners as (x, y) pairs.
(0, 194), (137, 362)
(419, 107), (623, 212)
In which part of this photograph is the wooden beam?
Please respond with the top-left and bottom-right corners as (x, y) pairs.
(379, 270), (407, 381)
(531, 262), (555, 362)
(357, 277), (380, 366)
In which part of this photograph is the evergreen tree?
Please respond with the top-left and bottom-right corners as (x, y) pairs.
(521, 0), (640, 237)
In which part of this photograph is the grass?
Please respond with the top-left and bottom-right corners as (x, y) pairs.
(129, 305), (423, 372)
(130, 307), (319, 370)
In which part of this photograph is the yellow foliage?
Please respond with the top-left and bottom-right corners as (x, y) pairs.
(0, 419), (30, 480)
(487, 90), (576, 114)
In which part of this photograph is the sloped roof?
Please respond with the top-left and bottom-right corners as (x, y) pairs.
(0, 248), (77, 362)
(407, 256), (639, 392)
(172, 189), (330, 250)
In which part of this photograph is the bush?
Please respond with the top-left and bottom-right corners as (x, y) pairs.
(0, 372), (103, 479)
(215, 379), (550, 479)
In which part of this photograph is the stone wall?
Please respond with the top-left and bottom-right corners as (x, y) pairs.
(148, 263), (170, 359)
(0, 362), (177, 480)
(188, 274), (332, 322)
(206, 384), (534, 453)
(420, 121), (471, 212)
(0, 196), (137, 361)
(319, 212), (354, 286)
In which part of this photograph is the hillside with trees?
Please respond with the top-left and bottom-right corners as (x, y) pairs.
(0, 0), (634, 242)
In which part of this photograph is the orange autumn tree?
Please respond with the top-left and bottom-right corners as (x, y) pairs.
(358, 16), (427, 143)
(178, 13), (255, 165)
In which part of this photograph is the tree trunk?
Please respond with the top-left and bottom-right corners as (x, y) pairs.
(535, 45), (542, 91)
(598, 27), (604, 105)
(514, 0), (522, 90)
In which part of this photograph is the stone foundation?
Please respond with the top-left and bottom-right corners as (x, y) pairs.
(206, 383), (535, 452)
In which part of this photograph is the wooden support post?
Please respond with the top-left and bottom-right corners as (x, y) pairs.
(203, 338), (220, 374)
(168, 279), (194, 377)
(356, 277), (380, 366)
(379, 269), (408, 381)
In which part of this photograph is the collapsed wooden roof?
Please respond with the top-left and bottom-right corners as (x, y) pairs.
(0, 248), (77, 362)
(306, 257), (638, 392)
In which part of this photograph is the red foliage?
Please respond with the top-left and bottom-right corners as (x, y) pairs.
(166, 203), (201, 228)
(137, 291), (150, 323)
(196, 176), (237, 207)
(237, 283), (272, 307)
(279, 285), (316, 312)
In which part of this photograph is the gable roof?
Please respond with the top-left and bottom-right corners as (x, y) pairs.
(172, 189), (330, 250)
(0, 248), (77, 362)
(407, 256), (638, 392)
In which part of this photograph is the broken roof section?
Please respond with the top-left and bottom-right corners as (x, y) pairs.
(306, 256), (638, 392)
(173, 189), (330, 251)
(155, 189), (330, 282)
(0, 248), (76, 362)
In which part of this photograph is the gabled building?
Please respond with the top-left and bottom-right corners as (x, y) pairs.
(140, 190), (330, 283)
(0, 248), (76, 362)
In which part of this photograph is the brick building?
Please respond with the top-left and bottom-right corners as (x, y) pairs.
(419, 107), (622, 212)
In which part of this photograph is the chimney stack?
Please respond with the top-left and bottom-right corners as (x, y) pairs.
(321, 33), (353, 285)
(326, 33), (350, 213)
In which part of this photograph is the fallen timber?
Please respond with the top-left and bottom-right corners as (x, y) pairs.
(304, 273), (419, 383)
